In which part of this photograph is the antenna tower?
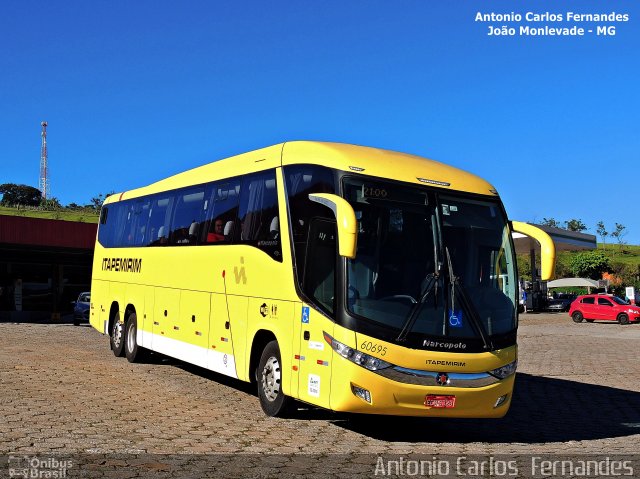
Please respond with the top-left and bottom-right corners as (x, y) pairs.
(39, 121), (49, 199)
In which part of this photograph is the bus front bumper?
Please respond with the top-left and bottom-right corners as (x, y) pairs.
(329, 362), (515, 418)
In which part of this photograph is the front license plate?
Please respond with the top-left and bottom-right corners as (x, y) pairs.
(424, 395), (456, 408)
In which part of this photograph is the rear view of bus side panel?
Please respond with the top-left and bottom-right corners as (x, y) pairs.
(89, 278), (108, 334)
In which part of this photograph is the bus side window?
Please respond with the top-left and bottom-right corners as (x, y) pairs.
(146, 195), (174, 246)
(97, 206), (111, 246)
(205, 179), (241, 244)
(304, 218), (337, 314)
(238, 170), (281, 261)
(169, 187), (206, 246)
(110, 201), (131, 247)
(135, 200), (151, 246)
(122, 200), (150, 247)
(284, 165), (336, 286)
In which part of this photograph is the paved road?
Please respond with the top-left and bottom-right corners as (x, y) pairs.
(2, 313), (640, 477)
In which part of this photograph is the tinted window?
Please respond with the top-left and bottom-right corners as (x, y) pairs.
(581, 297), (595, 304)
(122, 199), (151, 247)
(238, 170), (281, 261)
(284, 165), (336, 287)
(598, 298), (613, 307)
(107, 202), (129, 247)
(99, 206), (108, 225)
(169, 187), (206, 246)
(303, 218), (337, 314)
(204, 179), (241, 244)
(147, 194), (174, 246)
(97, 205), (112, 246)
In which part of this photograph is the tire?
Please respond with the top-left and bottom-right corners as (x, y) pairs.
(257, 340), (292, 417)
(572, 311), (584, 323)
(110, 311), (125, 357)
(618, 313), (629, 325)
(125, 313), (145, 363)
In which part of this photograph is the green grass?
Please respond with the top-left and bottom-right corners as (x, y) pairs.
(0, 205), (99, 223)
(594, 243), (640, 266)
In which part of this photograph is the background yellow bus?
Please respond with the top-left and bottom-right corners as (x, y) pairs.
(90, 141), (554, 417)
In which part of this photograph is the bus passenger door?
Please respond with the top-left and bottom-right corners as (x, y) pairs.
(297, 305), (333, 408)
(295, 218), (338, 408)
(208, 292), (238, 378)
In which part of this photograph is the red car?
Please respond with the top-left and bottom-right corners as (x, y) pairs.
(569, 294), (640, 325)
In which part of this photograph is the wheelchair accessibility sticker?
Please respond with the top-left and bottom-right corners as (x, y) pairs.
(448, 310), (463, 328)
(301, 306), (310, 324)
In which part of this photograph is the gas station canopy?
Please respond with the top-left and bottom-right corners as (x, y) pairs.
(512, 224), (597, 255)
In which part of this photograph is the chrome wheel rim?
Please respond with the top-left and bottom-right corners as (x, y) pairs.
(126, 322), (136, 353)
(112, 321), (123, 347)
(261, 356), (281, 402)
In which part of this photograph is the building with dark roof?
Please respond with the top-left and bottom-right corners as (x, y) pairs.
(0, 215), (96, 320)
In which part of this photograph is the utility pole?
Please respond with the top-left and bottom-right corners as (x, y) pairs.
(40, 121), (49, 199)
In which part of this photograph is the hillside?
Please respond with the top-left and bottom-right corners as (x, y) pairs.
(517, 243), (640, 292)
(0, 205), (99, 223)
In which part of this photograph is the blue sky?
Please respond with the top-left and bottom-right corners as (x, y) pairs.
(1, 0), (638, 244)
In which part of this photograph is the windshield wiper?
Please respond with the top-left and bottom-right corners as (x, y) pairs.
(444, 247), (493, 350)
(395, 272), (439, 343)
(395, 213), (443, 343)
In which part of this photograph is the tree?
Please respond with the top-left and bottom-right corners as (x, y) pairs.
(541, 217), (561, 228)
(516, 255), (531, 280)
(610, 223), (627, 251)
(610, 262), (640, 291)
(569, 250), (611, 280)
(89, 192), (113, 211)
(0, 183), (42, 206)
(564, 219), (587, 232)
(554, 252), (572, 279)
(41, 197), (62, 209)
(596, 221), (608, 249)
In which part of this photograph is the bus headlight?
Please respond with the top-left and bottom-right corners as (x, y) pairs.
(323, 332), (392, 371)
(488, 360), (518, 379)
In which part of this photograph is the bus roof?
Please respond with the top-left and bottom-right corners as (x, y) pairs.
(105, 141), (498, 204)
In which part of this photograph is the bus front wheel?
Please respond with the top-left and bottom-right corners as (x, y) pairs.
(257, 341), (292, 417)
(110, 312), (125, 357)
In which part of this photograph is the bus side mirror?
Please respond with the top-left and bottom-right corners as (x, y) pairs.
(308, 193), (357, 259)
(511, 221), (556, 281)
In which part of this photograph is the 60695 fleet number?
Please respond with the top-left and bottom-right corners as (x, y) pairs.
(360, 341), (387, 356)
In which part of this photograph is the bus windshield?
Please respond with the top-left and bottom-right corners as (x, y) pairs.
(343, 178), (517, 350)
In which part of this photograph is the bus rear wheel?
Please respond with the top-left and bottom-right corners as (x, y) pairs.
(110, 312), (125, 357)
(257, 341), (292, 417)
(125, 313), (146, 363)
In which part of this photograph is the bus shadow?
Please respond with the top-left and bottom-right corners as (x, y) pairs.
(167, 359), (258, 396)
(132, 355), (640, 441)
(332, 373), (640, 444)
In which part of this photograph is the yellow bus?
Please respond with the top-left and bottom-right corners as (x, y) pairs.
(90, 141), (554, 417)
